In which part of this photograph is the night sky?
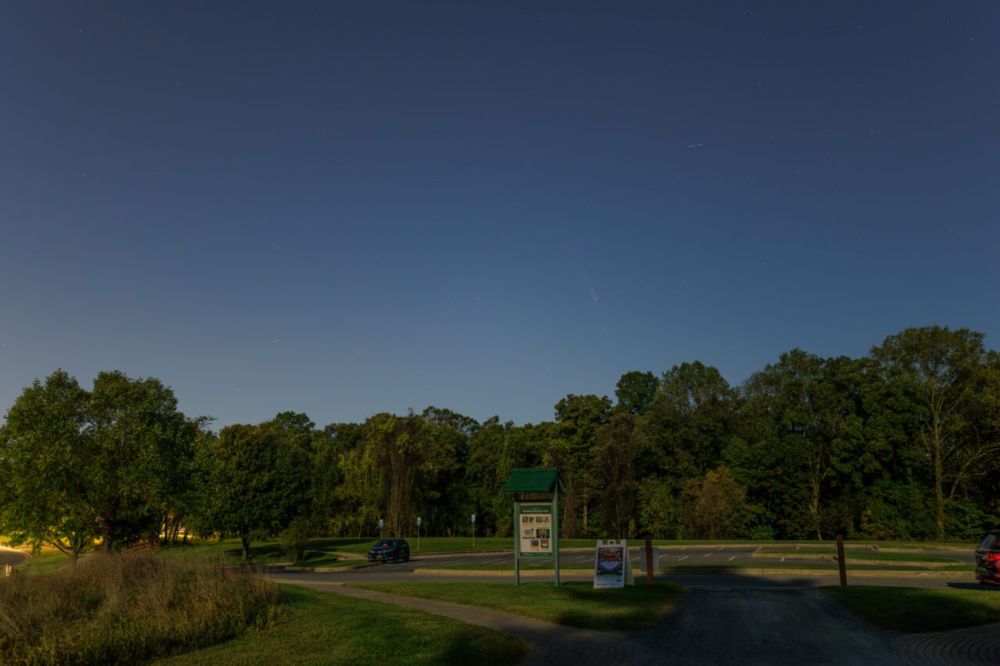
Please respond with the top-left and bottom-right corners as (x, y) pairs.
(1, 2), (998, 427)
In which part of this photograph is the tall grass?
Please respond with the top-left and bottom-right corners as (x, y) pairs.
(0, 552), (278, 665)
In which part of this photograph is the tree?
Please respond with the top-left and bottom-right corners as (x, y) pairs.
(310, 423), (359, 535)
(85, 371), (201, 550)
(871, 326), (1000, 539)
(466, 419), (548, 537)
(680, 467), (750, 539)
(339, 413), (455, 538)
(551, 394), (613, 537)
(0, 370), (201, 556)
(199, 423), (310, 560)
(636, 361), (739, 514)
(0, 371), (96, 560)
(614, 371), (659, 415)
(742, 351), (837, 539)
(591, 413), (641, 537)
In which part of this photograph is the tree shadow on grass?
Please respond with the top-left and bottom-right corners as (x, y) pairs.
(947, 582), (1000, 591)
(439, 627), (529, 666)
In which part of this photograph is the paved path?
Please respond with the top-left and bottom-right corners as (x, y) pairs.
(641, 588), (901, 665)
(281, 573), (1000, 665)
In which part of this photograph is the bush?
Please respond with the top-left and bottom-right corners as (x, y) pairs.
(0, 552), (278, 665)
(278, 515), (314, 562)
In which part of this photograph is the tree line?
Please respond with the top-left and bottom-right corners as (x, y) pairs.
(1, 325), (998, 561)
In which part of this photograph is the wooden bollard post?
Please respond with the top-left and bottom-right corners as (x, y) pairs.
(644, 534), (655, 584)
(836, 533), (847, 587)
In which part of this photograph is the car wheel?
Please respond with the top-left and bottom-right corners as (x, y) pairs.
(404, 553), (410, 562)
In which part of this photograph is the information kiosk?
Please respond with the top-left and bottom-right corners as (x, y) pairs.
(503, 467), (563, 586)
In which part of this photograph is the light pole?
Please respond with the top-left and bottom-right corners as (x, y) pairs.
(471, 513), (476, 550)
(379, 518), (384, 539)
(416, 516), (422, 552)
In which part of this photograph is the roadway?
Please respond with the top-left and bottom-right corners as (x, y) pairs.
(274, 543), (979, 590)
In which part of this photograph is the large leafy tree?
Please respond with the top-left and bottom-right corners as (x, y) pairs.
(637, 361), (739, 514)
(614, 371), (659, 416)
(465, 418), (545, 536)
(0, 370), (201, 556)
(551, 394), (613, 537)
(591, 413), (642, 537)
(680, 467), (750, 539)
(85, 371), (203, 550)
(199, 422), (311, 560)
(339, 412), (456, 538)
(0, 371), (96, 560)
(871, 326), (1000, 539)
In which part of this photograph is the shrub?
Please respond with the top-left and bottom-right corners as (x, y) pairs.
(0, 552), (278, 665)
(278, 515), (314, 563)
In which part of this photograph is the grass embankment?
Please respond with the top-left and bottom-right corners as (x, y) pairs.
(18, 550), (73, 574)
(0, 553), (278, 665)
(756, 547), (961, 563)
(822, 586), (1000, 632)
(663, 562), (974, 573)
(157, 585), (527, 666)
(357, 581), (683, 631)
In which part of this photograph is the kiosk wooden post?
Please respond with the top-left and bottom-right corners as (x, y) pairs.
(504, 468), (563, 587)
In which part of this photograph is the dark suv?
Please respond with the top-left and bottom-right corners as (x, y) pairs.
(975, 530), (1000, 585)
(368, 538), (410, 563)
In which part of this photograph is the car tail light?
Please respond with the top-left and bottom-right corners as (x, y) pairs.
(986, 553), (1000, 562)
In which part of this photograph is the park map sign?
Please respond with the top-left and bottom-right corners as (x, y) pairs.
(504, 467), (563, 585)
(519, 504), (553, 554)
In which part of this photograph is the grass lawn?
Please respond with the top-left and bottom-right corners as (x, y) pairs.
(664, 562), (974, 572)
(155, 585), (527, 666)
(421, 561), (973, 573)
(756, 547), (961, 563)
(356, 581), (684, 631)
(822, 586), (1000, 632)
(20, 549), (70, 574)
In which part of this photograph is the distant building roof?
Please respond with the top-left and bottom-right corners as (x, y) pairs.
(503, 467), (564, 493)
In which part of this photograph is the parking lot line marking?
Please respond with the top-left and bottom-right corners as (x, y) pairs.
(729, 556), (736, 561)
(677, 555), (689, 561)
(703, 553), (712, 558)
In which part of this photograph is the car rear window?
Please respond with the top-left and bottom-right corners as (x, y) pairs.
(979, 533), (998, 550)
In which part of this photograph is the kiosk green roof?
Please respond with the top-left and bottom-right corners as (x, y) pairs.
(503, 467), (564, 493)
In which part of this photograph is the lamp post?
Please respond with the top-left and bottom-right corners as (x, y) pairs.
(416, 516), (422, 552)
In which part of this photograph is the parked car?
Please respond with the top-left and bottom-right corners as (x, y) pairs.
(975, 530), (1000, 584)
(368, 538), (410, 563)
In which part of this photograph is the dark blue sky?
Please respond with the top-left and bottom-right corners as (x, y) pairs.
(1, 2), (998, 427)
